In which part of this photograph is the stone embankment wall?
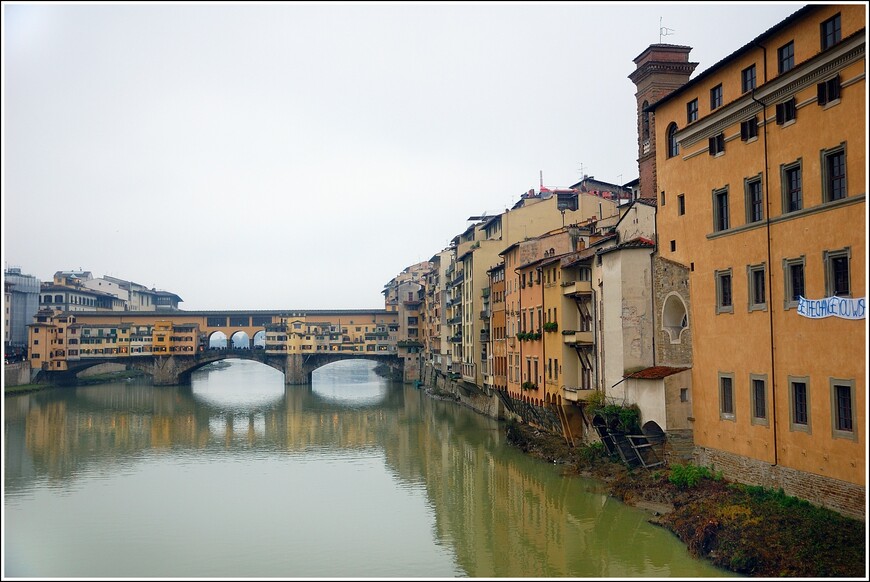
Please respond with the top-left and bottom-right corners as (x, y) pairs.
(696, 446), (865, 520)
(421, 364), (503, 419)
(4, 362), (32, 387)
(664, 429), (694, 463)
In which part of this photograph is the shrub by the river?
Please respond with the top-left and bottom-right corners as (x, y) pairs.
(668, 462), (722, 488)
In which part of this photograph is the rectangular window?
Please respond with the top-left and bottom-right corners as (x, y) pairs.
(751, 375), (768, 425)
(713, 187), (729, 231)
(782, 162), (802, 213)
(687, 98), (698, 123)
(821, 13), (841, 50)
(782, 257), (805, 309)
(710, 84), (723, 109)
(741, 64), (757, 93)
(824, 248), (851, 297)
(822, 146), (846, 201)
(831, 379), (856, 440)
(748, 264), (767, 311)
(775, 97), (797, 125)
(745, 176), (763, 223)
(719, 374), (735, 420)
(817, 75), (841, 106)
(709, 133), (725, 156)
(789, 377), (810, 432)
(660, 190), (666, 206)
(716, 269), (733, 314)
(678, 194), (685, 216)
(778, 41), (794, 74)
(740, 116), (758, 141)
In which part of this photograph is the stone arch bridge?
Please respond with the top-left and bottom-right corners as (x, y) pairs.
(47, 349), (404, 386)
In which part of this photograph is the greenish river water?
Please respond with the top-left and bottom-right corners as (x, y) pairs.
(4, 359), (734, 577)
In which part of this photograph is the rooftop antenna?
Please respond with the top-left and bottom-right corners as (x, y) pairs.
(660, 17), (675, 43)
(578, 162), (585, 180)
(539, 170), (543, 190)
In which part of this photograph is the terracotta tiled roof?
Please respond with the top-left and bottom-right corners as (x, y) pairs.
(625, 366), (690, 380)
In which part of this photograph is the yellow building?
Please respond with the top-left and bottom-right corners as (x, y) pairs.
(646, 5), (865, 518)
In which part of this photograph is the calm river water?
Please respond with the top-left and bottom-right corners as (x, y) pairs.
(4, 359), (733, 578)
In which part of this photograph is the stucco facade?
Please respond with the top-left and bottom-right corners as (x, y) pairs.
(647, 5), (865, 513)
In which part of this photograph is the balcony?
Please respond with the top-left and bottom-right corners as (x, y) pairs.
(479, 309), (490, 320)
(479, 330), (490, 342)
(562, 280), (593, 296)
(562, 385), (597, 402)
(563, 330), (593, 345)
(449, 335), (462, 343)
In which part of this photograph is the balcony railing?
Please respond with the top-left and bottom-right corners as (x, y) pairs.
(563, 330), (594, 345)
(562, 385), (597, 402)
(561, 280), (593, 296)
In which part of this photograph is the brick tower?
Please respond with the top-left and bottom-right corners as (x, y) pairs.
(628, 45), (697, 200)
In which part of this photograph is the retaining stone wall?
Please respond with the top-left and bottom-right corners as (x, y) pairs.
(696, 446), (865, 520)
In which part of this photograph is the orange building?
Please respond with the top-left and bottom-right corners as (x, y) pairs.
(645, 5), (865, 518)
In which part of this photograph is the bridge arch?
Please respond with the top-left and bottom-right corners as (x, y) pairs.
(175, 353), (285, 384)
(228, 330), (252, 349)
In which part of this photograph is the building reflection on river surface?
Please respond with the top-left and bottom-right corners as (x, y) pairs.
(4, 359), (730, 577)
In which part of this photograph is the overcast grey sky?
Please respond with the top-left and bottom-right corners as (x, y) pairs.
(3, 1), (808, 310)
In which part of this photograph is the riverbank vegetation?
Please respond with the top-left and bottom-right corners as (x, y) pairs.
(505, 418), (866, 578)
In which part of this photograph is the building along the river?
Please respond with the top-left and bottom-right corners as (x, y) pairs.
(641, 4), (865, 518)
(408, 184), (629, 432)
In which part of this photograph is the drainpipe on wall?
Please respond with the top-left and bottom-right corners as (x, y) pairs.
(752, 40), (778, 467)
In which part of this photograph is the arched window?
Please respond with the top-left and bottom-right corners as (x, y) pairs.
(662, 293), (689, 343)
(641, 100), (650, 141)
(667, 123), (679, 158)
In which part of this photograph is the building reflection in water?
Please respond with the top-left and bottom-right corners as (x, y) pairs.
(4, 359), (728, 578)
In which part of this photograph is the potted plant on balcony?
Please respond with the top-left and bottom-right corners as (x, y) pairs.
(543, 322), (558, 332)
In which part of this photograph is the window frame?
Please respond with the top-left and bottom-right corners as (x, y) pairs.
(824, 247), (851, 297)
(715, 269), (733, 314)
(719, 372), (736, 421)
(821, 143), (846, 202)
(821, 13), (842, 50)
(781, 159), (803, 214)
(788, 376), (811, 433)
(775, 97), (797, 125)
(817, 75), (841, 106)
(778, 41), (795, 74)
(740, 116), (758, 141)
(830, 378), (856, 441)
(677, 194), (685, 216)
(713, 186), (729, 232)
(666, 123), (679, 158)
(747, 263), (767, 312)
(782, 256), (806, 310)
(744, 174), (764, 223)
(750, 374), (769, 426)
(741, 64), (757, 93)
(687, 98), (698, 123)
(709, 133), (725, 156)
(710, 84), (723, 110)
